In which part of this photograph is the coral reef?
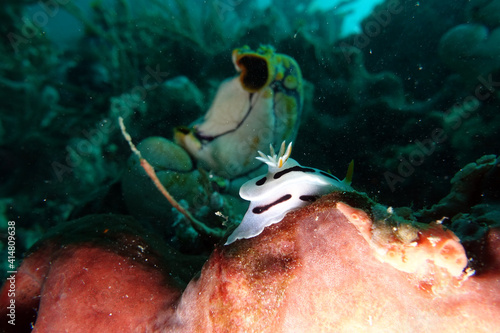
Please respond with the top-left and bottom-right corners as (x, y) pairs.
(417, 155), (500, 249)
(286, 0), (500, 210)
(0, 0), (499, 330)
(1, 193), (499, 332)
(439, 0), (500, 85)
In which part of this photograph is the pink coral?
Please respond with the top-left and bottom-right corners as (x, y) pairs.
(1, 194), (499, 332)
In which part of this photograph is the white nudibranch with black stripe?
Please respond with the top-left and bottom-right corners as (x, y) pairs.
(225, 142), (354, 245)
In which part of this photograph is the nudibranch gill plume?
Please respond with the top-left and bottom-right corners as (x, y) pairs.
(225, 142), (354, 245)
(175, 45), (304, 179)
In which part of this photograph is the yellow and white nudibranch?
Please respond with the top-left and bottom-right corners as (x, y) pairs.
(175, 45), (303, 179)
(225, 142), (354, 245)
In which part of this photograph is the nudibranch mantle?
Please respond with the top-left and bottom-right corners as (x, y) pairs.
(225, 142), (353, 245)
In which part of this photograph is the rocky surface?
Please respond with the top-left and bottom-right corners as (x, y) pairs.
(2, 193), (498, 332)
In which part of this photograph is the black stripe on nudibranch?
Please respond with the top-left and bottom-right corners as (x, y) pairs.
(256, 177), (267, 186)
(319, 171), (340, 181)
(252, 194), (292, 214)
(299, 195), (320, 202)
(273, 166), (316, 179)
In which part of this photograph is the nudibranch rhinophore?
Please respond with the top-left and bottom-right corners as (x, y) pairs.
(225, 142), (353, 245)
(174, 45), (304, 179)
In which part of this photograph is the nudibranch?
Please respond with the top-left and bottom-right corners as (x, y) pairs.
(225, 142), (354, 245)
(175, 45), (304, 179)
